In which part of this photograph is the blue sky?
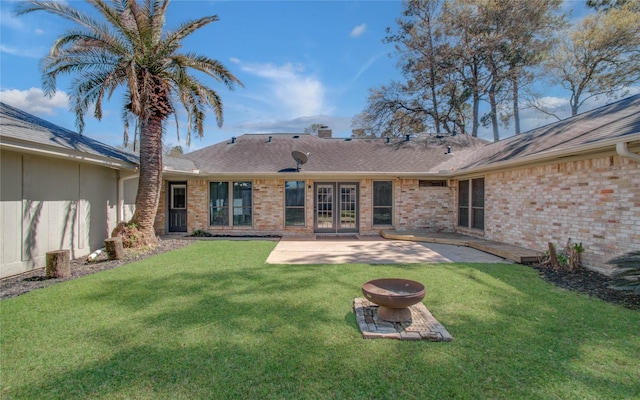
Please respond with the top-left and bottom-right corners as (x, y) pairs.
(0, 0), (628, 151)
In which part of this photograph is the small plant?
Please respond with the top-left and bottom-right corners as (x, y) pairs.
(111, 221), (143, 249)
(543, 239), (584, 271)
(607, 251), (640, 294)
(191, 229), (213, 237)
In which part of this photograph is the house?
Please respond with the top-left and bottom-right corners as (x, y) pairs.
(159, 94), (640, 274)
(0, 102), (138, 279)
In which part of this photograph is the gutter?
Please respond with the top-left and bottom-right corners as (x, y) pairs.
(616, 141), (640, 163)
(0, 137), (137, 170)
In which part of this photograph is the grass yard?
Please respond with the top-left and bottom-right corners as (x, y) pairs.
(1, 241), (639, 399)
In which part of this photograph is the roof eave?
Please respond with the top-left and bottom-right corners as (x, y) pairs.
(454, 133), (640, 176)
(159, 170), (452, 180)
(0, 137), (138, 170)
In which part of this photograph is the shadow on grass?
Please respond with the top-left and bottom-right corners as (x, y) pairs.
(4, 242), (640, 399)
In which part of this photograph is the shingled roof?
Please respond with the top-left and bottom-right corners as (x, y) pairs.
(0, 102), (137, 167)
(177, 133), (489, 177)
(458, 93), (640, 171)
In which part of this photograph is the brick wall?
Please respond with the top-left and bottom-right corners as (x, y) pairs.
(157, 177), (455, 237)
(480, 154), (640, 273)
(395, 179), (456, 232)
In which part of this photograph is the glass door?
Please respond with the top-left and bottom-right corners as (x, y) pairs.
(168, 182), (187, 232)
(314, 183), (358, 233)
(315, 183), (334, 231)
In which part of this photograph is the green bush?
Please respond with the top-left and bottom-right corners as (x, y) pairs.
(608, 251), (640, 293)
(191, 229), (213, 237)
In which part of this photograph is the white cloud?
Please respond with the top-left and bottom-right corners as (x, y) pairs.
(351, 52), (385, 82)
(239, 61), (328, 118)
(0, 8), (24, 30)
(0, 88), (69, 115)
(350, 23), (367, 38)
(0, 44), (46, 58)
(233, 114), (352, 135)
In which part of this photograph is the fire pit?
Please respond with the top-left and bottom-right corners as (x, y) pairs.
(361, 278), (426, 322)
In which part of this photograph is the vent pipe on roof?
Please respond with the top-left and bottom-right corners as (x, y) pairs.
(231, 137), (236, 144)
(446, 146), (452, 154)
(268, 136), (272, 143)
(386, 137), (390, 143)
(405, 134), (410, 141)
(616, 141), (640, 163)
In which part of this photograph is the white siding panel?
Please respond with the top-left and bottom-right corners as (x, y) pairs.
(1, 151), (24, 277)
(80, 164), (118, 250)
(21, 155), (81, 266)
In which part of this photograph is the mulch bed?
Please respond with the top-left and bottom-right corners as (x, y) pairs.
(1, 239), (638, 311)
(532, 264), (639, 311)
(0, 239), (191, 300)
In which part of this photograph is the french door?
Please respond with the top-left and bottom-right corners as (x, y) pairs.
(314, 183), (358, 233)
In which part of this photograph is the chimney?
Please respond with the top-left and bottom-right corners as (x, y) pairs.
(318, 127), (332, 139)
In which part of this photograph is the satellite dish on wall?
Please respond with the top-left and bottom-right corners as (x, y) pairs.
(292, 150), (309, 171)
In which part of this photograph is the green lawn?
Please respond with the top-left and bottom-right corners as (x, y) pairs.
(1, 241), (639, 399)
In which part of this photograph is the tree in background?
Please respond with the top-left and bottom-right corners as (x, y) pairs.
(17, 0), (242, 246)
(587, 0), (631, 11)
(541, 2), (640, 116)
(303, 123), (327, 135)
(164, 145), (184, 157)
(355, 0), (564, 141)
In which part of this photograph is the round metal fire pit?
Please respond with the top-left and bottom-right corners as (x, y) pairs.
(361, 278), (425, 322)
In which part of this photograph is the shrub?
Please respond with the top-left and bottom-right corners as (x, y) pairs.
(543, 239), (584, 271)
(191, 229), (213, 237)
(111, 222), (143, 248)
(607, 251), (640, 294)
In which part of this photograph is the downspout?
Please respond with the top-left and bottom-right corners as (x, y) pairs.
(616, 142), (640, 163)
(118, 173), (139, 223)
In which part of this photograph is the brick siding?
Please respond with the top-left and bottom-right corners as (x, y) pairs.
(478, 154), (639, 273)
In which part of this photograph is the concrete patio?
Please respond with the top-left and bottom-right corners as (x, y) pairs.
(265, 235), (510, 265)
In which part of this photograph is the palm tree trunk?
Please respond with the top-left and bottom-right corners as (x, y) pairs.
(131, 115), (163, 246)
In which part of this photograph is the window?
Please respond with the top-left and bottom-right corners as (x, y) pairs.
(210, 181), (253, 226)
(233, 182), (252, 226)
(285, 181), (305, 226)
(419, 180), (447, 187)
(210, 182), (229, 225)
(471, 179), (485, 230)
(458, 180), (469, 227)
(171, 184), (186, 209)
(373, 181), (393, 225)
(458, 178), (484, 230)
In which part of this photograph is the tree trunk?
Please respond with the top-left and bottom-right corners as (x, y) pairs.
(46, 250), (70, 278)
(130, 115), (163, 247)
(512, 77), (521, 135)
(547, 243), (560, 270)
(105, 238), (124, 260)
(489, 81), (500, 142)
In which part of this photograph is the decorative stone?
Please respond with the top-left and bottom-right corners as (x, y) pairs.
(353, 298), (453, 342)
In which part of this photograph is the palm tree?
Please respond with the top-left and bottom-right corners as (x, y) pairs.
(17, 0), (242, 246)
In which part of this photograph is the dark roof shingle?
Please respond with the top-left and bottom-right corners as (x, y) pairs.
(181, 133), (489, 175)
(0, 102), (138, 166)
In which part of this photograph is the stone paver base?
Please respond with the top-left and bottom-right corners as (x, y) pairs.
(353, 298), (453, 341)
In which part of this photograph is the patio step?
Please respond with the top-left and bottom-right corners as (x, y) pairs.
(380, 230), (541, 264)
